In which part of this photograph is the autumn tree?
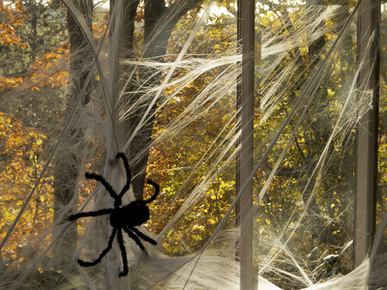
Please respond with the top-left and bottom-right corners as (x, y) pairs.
(145, 4), (238, 255)
(144, 2), (361, 277)
(0, 0), (68, 136)
(111, 0), (203, 199)
(2, 0), (387, 287)
(0, 0), (97, 267)
(0, 1), (61, 268)
(51, 0), (94, 264)
(0, 112), (51, 262)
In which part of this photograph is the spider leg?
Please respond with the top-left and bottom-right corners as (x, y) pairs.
(142, 179), (160, 204)
(85, 172), (120, 205)
(128, 226), (157, 245)
(69, 208), (115, 221)
(116, 153), (132, 199)
(116, 229), (129, 277)
(78, 228), (118, 267)
(122, 227), (145, 251)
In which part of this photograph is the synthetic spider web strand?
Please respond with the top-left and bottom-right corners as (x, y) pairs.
(93, 3), (354, 288)
(126, 56), (240, 217)
(59, 2), (137, 281)
(157, 131), (240, 240)
(256, 85), (354, 285)
(149, 67), (238, 175)
(124, 62), (241, 286)
(108, 4), (370, 290)
(65, 2), (161, 284)
(1, 2), (120, 286)
(0, 1), (168, 288)
(71, 159), (134, 287)
(8, 152), (133, 288)
(159, 58), (238, 120)
(122, 4), (340, 288)
(0, 83), (126, 289)
(1, 142), (101, 289)
(368, 211), (387, 286)
(0, 57), (97, 253)
(62, 0), (120, 151)
(115, 0), (219, 117)
(152, 119), (240, 243)
(255, 0), (361, 243)
(142, 60), (239, 158)
(120, 2), (213, 153)
(3, 1), (384, 288)
(151, 70), (240, 236)
(69, 164), (159, 276)
(259, 5), (349, 124)
(114, 3), (236, 210)
(119, 55), (240, 128)
(147, 2), (362, 287)
(260, 5), (344, 58)
(257, 28), (375, 278)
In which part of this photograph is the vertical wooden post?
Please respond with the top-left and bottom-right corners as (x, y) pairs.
(237, 0), (256, 288)
(354, 0), (380, 267)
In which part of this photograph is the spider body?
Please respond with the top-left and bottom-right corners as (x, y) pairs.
(69, 153), (159, 277)
(109, 201), (150, 228)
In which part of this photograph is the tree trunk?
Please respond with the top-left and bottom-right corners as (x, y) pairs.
(113, 0), (202, 199)
(52, 0), (93, 265)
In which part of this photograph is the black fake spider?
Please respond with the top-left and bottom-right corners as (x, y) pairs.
(69, 152), (159, 277)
